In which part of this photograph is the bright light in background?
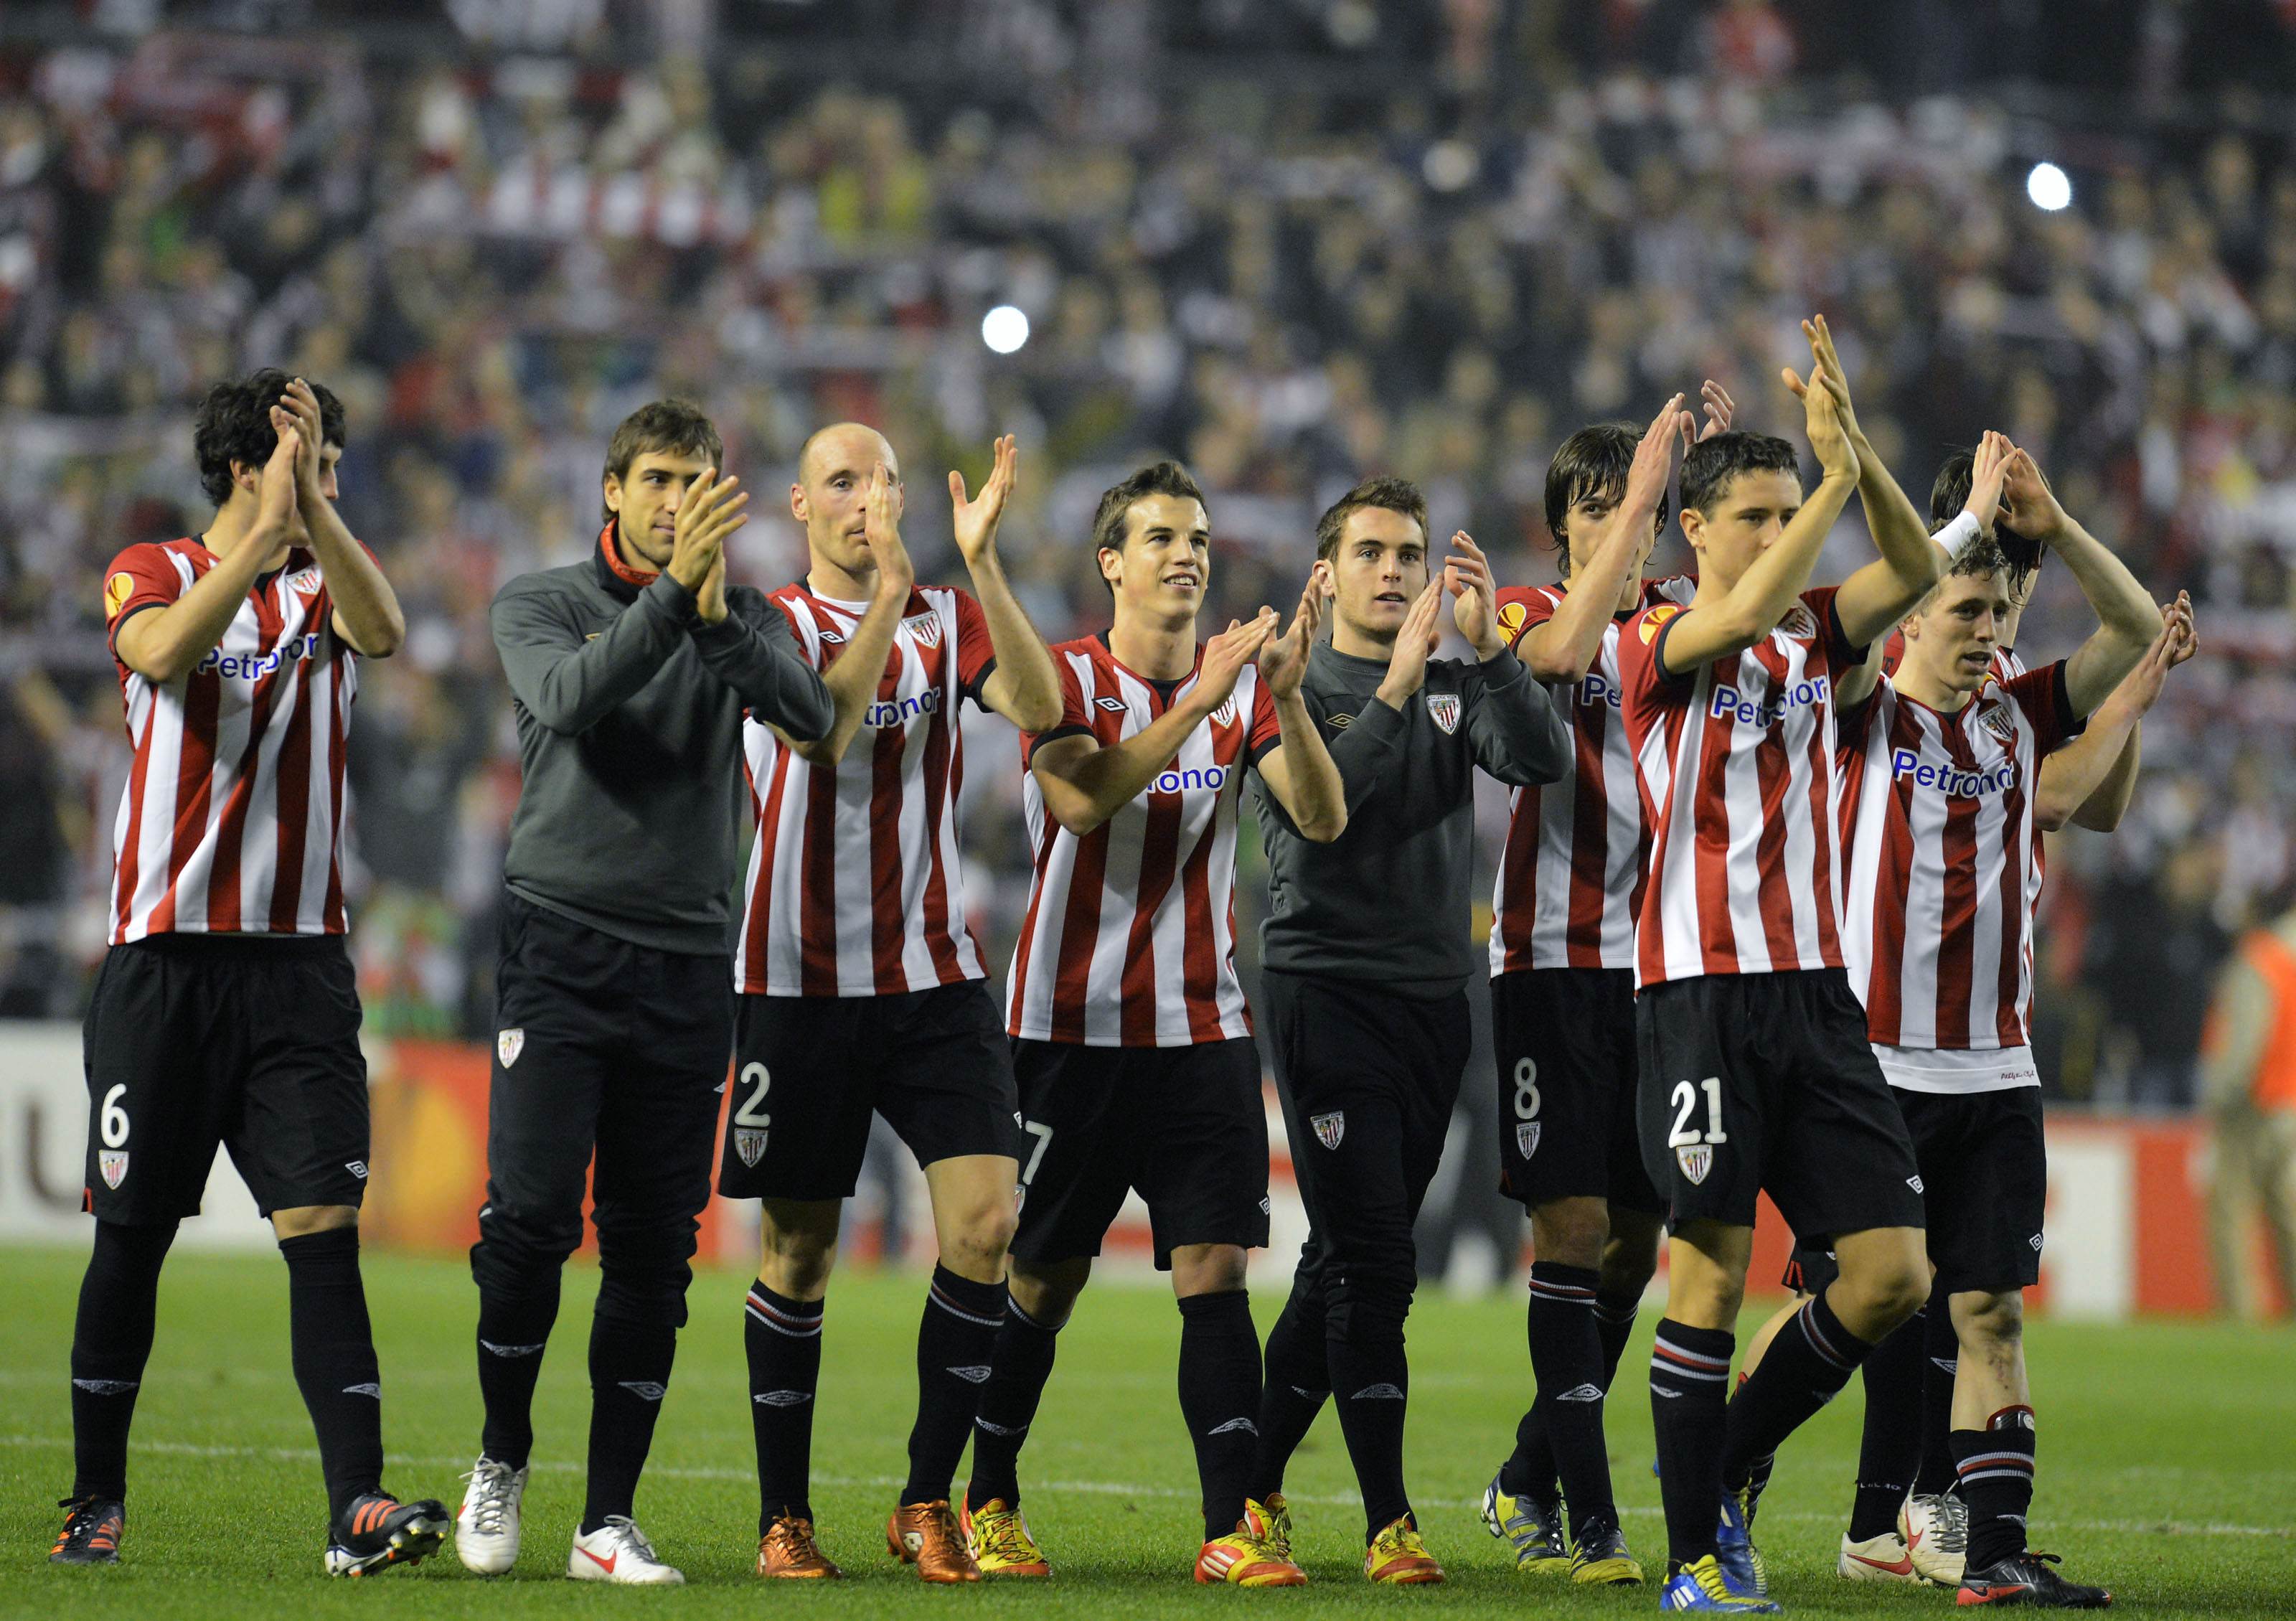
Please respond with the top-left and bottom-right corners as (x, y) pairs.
(2027, 161), (2072, 212)
(982, 305), (1030, 354)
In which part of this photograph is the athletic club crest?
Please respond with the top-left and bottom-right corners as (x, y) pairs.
(902, 611), (944, 647)
(1426, 693), (1461, 734)
(735, 1127), (768, 1167)
(1777, 604), (1817, 640)
(497, 1028), (524, 1068)
(1979, 705), (2017, 746)
(286, 565), (322, 597)
(100, 1151), (129, 1189)
(1310, 1112), (1345, 1150)
(1675, 1143), (1713, 1185)
(1517, 1122), (1541, 1158)
(1212, 695), (1238, 727)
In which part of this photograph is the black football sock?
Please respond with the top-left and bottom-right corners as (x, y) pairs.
(1953, 1406), (2036, 1569)
(900, 1266), (1006, 1507)
(1650, 1320), (1733, 1566)
(1915, 1294), (1959, 1497)
(279, 1227), (385, 1522)
(1848, 1307), (1927, 1541)
(1177, 1290), (1261, 1541)
(745, 1281), (824, 1531)
(1327, 1277), (1412, 1544)
(580, 1312), (676, 1532)
(966, 1292), (1059, 1513)
(1721, 1290), (1874, 1493)
(1523, 1263), (1614, 1540)
(69, 1220), (178, 1503)
(1249, 1282), (1329, 1498)
(474, 1266), (560, 1472)
(1733, 1368), (1779, 1506)
(1500, 1284), (1639, 1503)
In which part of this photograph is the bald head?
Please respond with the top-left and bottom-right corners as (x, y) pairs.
(797, 421), (898, 487)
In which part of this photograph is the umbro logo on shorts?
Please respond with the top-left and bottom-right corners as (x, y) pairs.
(753, 1390), (813, 1407)
(946, 1365), (993, 1384)
(344, 1160), (368, 1180)
(497, 1028), (524, 1068)
(1259, 1196), (1271, 1215)
(1675, 1144), (1713, 1185)
(1351, 1383), (1406, 1401)
(1310, 1112), (1345, 1150)
(2030, 1233), (2044, 1251)
(1907, 1175), (1925, 1194)
(618, 1381), (668, 1401)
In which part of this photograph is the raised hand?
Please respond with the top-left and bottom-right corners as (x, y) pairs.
(1376, 576), (1446, 707)
(864, 460), (916, 603)
(1634, 393), (1695, 512)
(1445, 531), (1505, 658)
(1191, 611), (1279, 718)
(950, 434), (1019, 568)
(276, 377), (330, 501)
(697, 548), (728, 625)
(1679, 378), (1734, 456)
(259, 412), (301, 537)
(1802, 314), (1864, 442)
(2119, 592), (2196, 715)
(2000, 447), (2071, 542)
(1964, 431), (2014, 538)
(1259, 570), (1326, 699)
(1783, 355), (1858, 484)
(667, 466), (746, 597)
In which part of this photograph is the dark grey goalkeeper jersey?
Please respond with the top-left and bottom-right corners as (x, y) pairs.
(491, 527), (833, 955)
(1253, 641), (1569, 994)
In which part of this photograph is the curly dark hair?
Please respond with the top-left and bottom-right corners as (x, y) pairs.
(1090, 461), (1207, 596)
(192, 370), (346, 507)
(1679, 431), (1801, 517)
(1543, 422), (1672, 552)
(1314, 474), (1426, 563)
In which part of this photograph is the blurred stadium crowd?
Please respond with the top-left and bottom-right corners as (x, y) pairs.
(4, 0), (2295, 1112)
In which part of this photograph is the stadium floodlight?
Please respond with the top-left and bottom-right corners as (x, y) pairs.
(982, 305), (1030, 354)
(2026, 161), (2072, 212)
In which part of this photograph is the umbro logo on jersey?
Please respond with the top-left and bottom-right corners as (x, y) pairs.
(343, 1382), (382, 1399)
(1675, 1144), (1713, 1185)
(618, 1381), (668, 1401)
(902, 611), (944, 646)
(946, 1365), (993, 1384)
(735, 1127), (768, 1166)
(497, 1028), (524, 1068)
(1426, 692), (1461, 733)
(100, 1151), (129, 1188)
(1326, 712), (1353, 729)
(818, 628), (846, 644)
(1094, 695), (1129, 712)
(753, 1390), (813, 1407)
(1517, 1122), (1541, 1158)
(1555, 1383), (1604, 1403)
(1207, 1416), (1259, 1437)
(1310, 1112), (1345, 1150)
(1351, 1383), (1406, 1401)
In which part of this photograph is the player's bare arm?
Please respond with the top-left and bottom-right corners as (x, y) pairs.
(1799, 316), (1944, 649)
(1031, 611), (1276, 836)
(952, 435), (1064, 732)
(1252, 570), (1346, 840)
(2003, 448), (2166, 713)
(778, 461), (915, 766)
(2036, 593), (2194, 831)
(115, 424), (301, 683)
(1516, 395), (1691, 682)
(276, 377), (403, 658)
(1656, 350), (1860, 676)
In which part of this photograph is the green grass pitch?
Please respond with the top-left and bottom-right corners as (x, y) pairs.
(2, 1246), (2290, 1619)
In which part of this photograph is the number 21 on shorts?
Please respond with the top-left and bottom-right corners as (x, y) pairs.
(1667, 1076), (1725, 1186)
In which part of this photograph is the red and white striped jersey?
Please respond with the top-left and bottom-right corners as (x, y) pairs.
(735, 583), (996, 997)
(1617, 586), (1863, 988)
(1837, 662), (2080, 1050)
(1489, 574), (1697, 975)
(101, 538), (358, 944)
(1006, 636), (1286, 1047)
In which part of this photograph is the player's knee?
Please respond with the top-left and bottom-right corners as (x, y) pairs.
(1170, 1244), (1248, 1297)
(1841, 1259), (1927, 1334)
(1009, 1259), (1086, 1325)
(943, 1203), (1017, 1280)
(595, 1261), (692, 1330)
(1530, 1198), (1609, 1268)
(1598, 1226), (1661, 1297)
(270, 1203), (358, 1239)
(1957, 1289), (2023, 1351)
(1326, 1267), (1414, 1342)
(474, 1200), (583, 1278)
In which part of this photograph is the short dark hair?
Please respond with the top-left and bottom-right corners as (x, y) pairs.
(1920, 528), (2013, 611)
(1091, 459), (1206, 560)
(1679, 431), (1801, 517)
(603, 398), (723, 522)
(1544, 422), (1671, 551)
(1929, 449), (2042, 591)
(1315, 475), (1427, 563)
(193, 369), (346, 506)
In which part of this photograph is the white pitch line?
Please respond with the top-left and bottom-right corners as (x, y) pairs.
(4, 1434), (2288, 1539)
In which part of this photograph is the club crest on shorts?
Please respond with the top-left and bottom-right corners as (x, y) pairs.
(1675, 1142), (1713, 1185)
(1310, 1111), (1345, 1150)
(99, 1150), (129, 1189)
(497, 1028), (524, 1068)
(1426, 692), (1461, 734)
(735, 1127), (768, 1167)
(902, 611), (944, 647)
(1517, 1122), (1541, 1158)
